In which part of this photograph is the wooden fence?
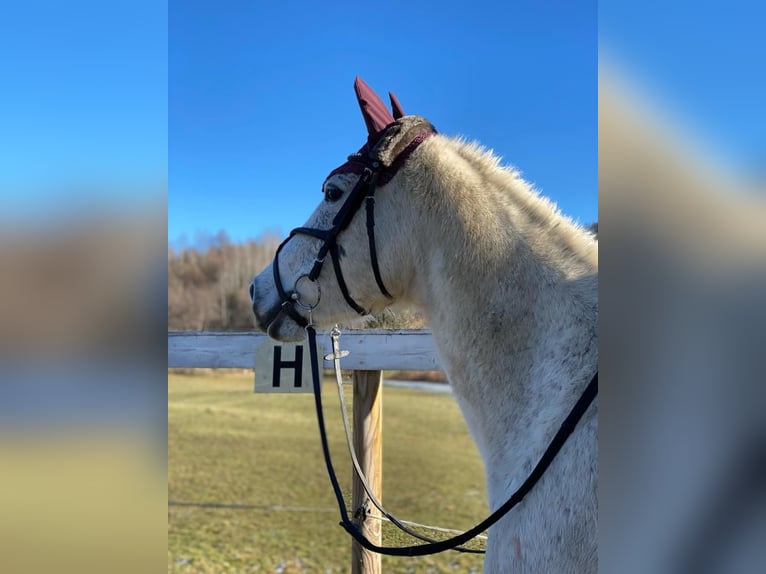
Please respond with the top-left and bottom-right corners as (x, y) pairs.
(169, 330), (440, 574)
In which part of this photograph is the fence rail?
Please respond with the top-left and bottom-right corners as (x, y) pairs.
(168, 329), (439, 371)
(168, 329), (444, 574)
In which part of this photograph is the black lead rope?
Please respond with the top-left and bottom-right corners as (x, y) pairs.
(306, 325), (598, 557)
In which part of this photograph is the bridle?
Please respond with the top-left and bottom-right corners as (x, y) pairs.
(267, 118), (599, 556)
(271, 122), (434, 328)
(271, 160), (388, 328)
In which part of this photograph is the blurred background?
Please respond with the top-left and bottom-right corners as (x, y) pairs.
(599, 2), (765, 573)
(1, 1), (167, 573)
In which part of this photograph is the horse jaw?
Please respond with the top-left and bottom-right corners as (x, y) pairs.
(251, 299), (306, 342)
(265, 313), (305, 342)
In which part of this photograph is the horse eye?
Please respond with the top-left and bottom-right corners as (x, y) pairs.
(325, 187), (344, 202)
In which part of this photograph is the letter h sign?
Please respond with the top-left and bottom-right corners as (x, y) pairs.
(254, 339), (319, 393)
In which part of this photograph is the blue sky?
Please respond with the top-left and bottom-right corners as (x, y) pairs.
(0, 1), (167, 210)
(169, 0), (598, 246)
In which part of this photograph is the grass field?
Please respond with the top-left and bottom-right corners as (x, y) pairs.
(169, 371), (488, 573)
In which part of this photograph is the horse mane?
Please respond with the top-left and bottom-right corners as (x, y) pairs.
(407, 135), (598, 272)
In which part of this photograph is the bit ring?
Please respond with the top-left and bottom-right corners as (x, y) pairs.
(291, 274), (321, 311)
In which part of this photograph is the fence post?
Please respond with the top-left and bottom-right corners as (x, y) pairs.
(351, 370), (383, 574)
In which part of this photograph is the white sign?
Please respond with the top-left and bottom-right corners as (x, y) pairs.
(254, 339), (322, 393)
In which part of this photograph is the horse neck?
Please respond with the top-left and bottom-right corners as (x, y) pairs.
(402, 137), (598, 487)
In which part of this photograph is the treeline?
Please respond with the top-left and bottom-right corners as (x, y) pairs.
(167, 231), (426, 331)
(168, 232), (281, 331)
(168, 223), (596, 332)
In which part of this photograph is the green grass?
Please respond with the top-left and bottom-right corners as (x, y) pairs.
(169, 372), (488, 573)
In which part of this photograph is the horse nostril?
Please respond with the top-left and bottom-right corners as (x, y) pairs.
(249, 282), (255, 303)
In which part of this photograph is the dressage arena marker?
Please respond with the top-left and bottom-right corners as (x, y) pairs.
(254, 337), (319, 393)
(169, 329), (440, 574)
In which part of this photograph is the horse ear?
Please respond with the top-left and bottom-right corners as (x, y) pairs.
(354, 77), (396, 137)
(389, 91), (405, 119)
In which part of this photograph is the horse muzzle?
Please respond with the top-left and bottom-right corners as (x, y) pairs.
(249, 275), (312, 341)
(249, 277), (281, 332)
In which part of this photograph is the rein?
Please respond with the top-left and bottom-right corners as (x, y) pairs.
(307, 325), (598, 556)
(326, 327), (485, 554)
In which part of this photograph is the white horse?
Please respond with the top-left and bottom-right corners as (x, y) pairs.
(249, 78), (598, 573)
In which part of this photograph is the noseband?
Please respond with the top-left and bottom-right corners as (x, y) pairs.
(272, 123), (435, 327)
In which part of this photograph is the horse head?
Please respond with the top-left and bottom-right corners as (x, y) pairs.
(249, 77), (436, 341)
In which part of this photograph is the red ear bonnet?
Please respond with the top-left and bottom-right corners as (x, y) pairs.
(327, 77), (425, 182)
(354, 76), (397, 144)
(389, 91), (405, 119)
